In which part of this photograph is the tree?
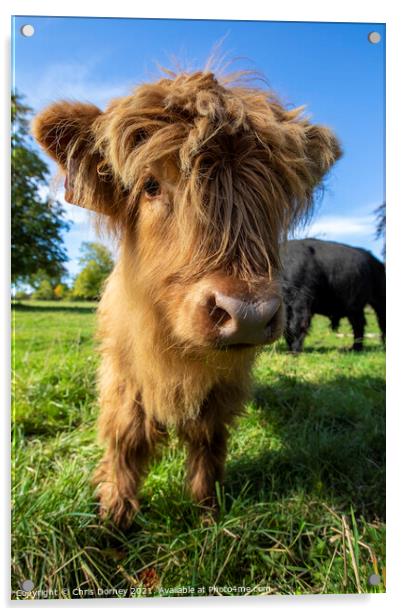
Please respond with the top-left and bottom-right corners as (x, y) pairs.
(32, 278), (55, 300)
(72, 242), (114, 300)
(54, 283), (70, 300)
(375, 203), (386, 259)
(11, 92), (70, 285)
(13, 289), (32, 301)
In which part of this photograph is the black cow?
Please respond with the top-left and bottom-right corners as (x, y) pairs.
(281, 239), (386, 352)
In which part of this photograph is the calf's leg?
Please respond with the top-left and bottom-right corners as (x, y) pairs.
(93, 393), (163, 528)
(178, 385), (244, 512)
(181, 420), (228, 511)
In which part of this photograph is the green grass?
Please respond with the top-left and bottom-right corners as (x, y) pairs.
(11, 300), (385, 599)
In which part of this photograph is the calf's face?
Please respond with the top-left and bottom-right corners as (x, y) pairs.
(32, 71), (341, 353)
(124, 152), (285, 351)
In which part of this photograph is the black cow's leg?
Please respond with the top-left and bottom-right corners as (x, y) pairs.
(371, 299), (386, 346)
(348, 311), (366, 351)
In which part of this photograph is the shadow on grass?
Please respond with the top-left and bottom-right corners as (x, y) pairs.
(225, 373), (385, 521)
(276, 344), (385, 354)
(12, 302), (96, 314)
(277, 336), (385, 357)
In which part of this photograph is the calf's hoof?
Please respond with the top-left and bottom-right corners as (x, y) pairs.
(96, 481), (140, 529)
(200, 506), (219, 526)
(195, 494), (220, 526)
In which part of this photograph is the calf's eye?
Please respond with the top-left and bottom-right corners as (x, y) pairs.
(143, 177), (161, 198)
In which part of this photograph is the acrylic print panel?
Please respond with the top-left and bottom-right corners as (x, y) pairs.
(11, 16), (385, 600)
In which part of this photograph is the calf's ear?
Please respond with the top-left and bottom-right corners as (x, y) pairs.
(32, 101), (117, 214)
(278, 118), (342, 231)
(304, 123), (342, 187)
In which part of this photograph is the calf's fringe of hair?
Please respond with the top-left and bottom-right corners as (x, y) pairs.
(41, 70), (340, 278)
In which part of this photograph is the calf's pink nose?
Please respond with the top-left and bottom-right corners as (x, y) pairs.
(210, 292), (281, 345)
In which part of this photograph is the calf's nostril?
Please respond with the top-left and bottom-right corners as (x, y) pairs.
(206, 295), (232, 328)
(211, 306), (232, 327)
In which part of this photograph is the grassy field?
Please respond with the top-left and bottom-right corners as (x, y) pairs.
(11, 300), (385, 599)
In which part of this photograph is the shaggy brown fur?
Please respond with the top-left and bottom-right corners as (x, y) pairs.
(33, 69), (341, 527)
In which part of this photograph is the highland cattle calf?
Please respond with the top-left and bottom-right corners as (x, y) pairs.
(281, 238), (386, 352)
(33, 70), (340, 527)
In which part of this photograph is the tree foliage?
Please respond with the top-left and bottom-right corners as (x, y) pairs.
(32, 278), (55, 300)
(11, 92), (70, 284)
(72, 242), (114, 300)
(54, 283), (70, 300)
(375, 203), (386, 259)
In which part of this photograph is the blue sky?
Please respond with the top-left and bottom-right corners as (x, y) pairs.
(12, 16), (385, 279)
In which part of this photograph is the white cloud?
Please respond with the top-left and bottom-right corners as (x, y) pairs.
(36, 184), (91, 224)
(291, 211), (385, 259)
(63, 202), (94, 225)
(36, 184), (50, 202)
(36, 182), (117, 279)
(24, 59), (134, 111)
(294, 214), (375, 239)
